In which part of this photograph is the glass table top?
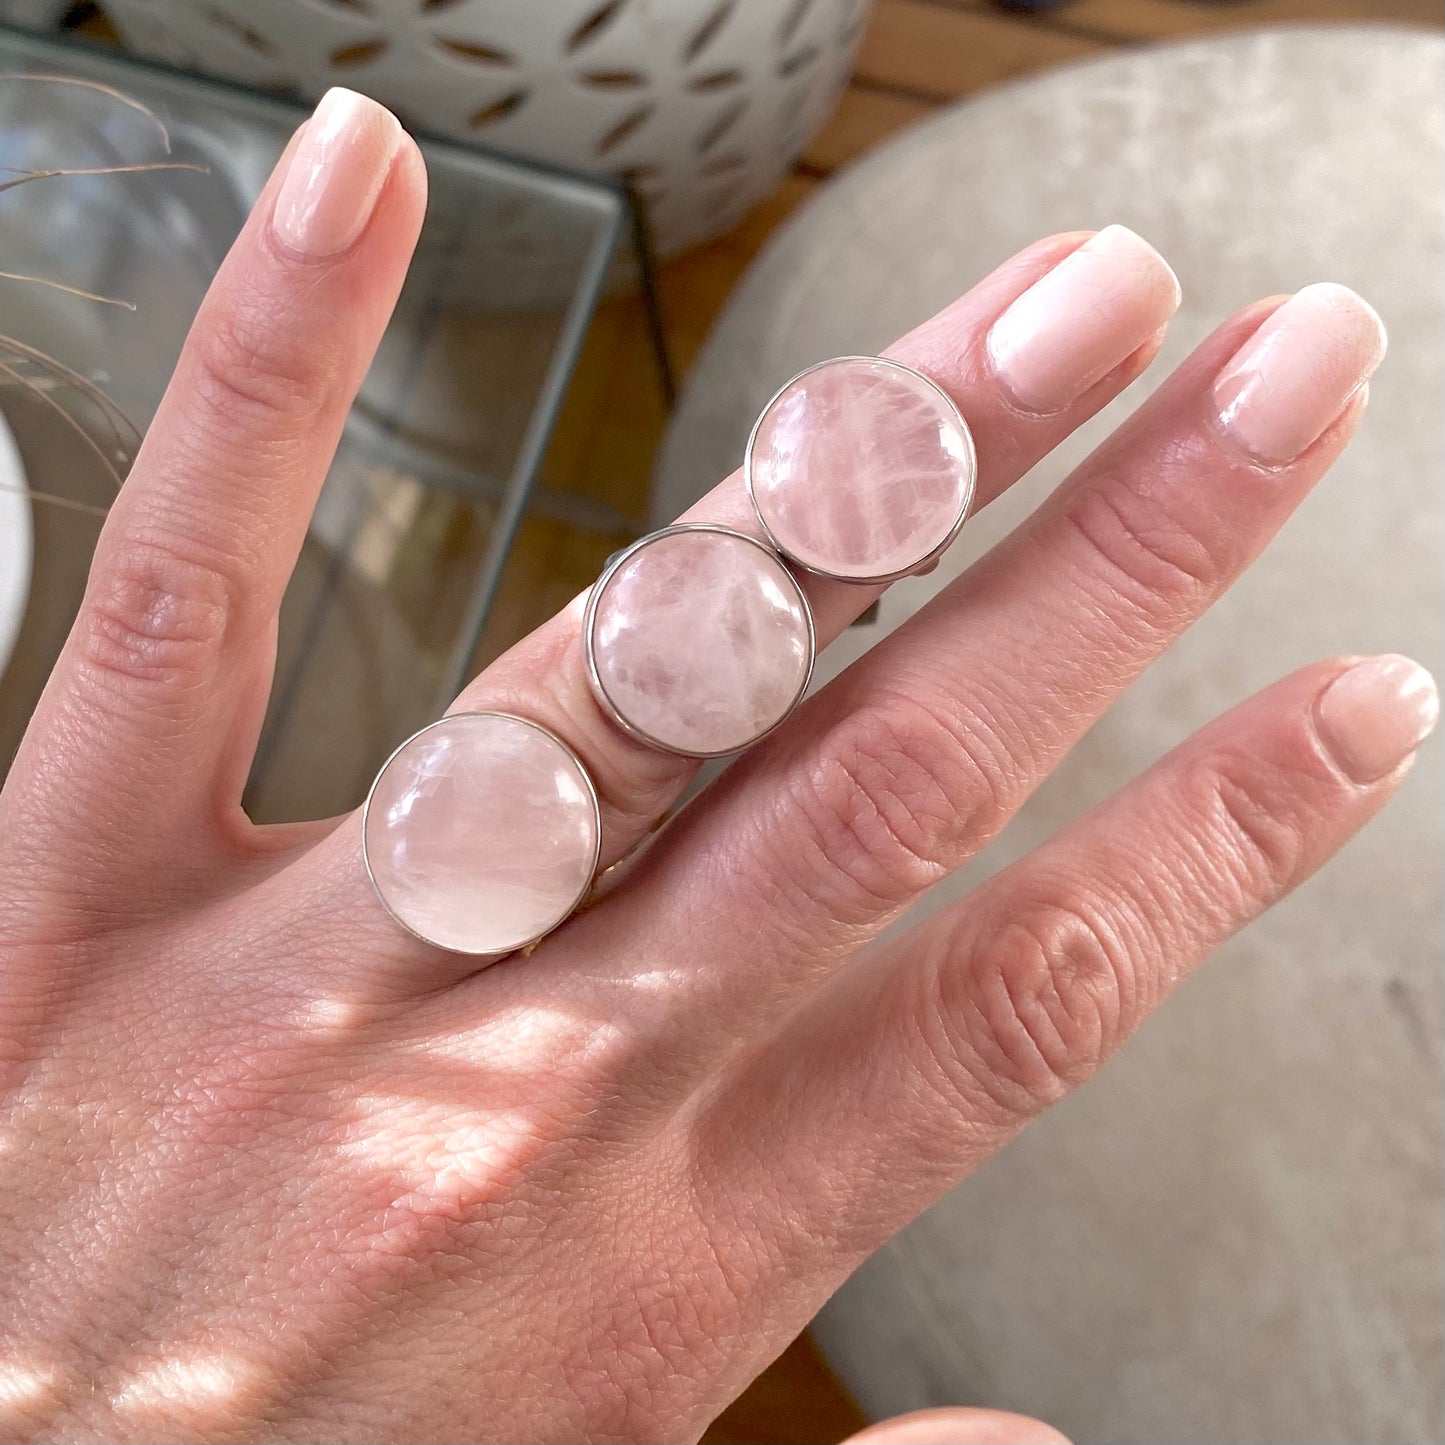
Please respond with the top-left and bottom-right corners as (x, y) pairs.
(1, 25), (637, 820)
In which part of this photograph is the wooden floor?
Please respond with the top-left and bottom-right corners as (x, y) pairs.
(548, 3), (1437, 1440)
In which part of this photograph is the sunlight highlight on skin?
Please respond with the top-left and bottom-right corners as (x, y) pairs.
(327, 1002), (641, 1245)
(112, 1351), (257, 1415)
(416, 1000), (628, 1073)
(305, 994), (366, 1031)
(593, 965), (686, 995)
(0, 1359), (59, 1409)
(341, 1093), (547, 1227)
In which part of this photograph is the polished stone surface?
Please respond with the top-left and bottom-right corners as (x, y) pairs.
(364, 712), (598, 955)
(588, 527), (812, 756)
(747, 356), (974, 581)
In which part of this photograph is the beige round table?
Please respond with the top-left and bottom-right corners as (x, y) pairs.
(654, 26), (1444, 1445)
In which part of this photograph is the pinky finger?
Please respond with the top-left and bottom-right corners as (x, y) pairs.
(695, 655), (1437, 1280)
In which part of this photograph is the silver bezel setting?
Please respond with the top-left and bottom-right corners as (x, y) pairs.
(361, 710), (602, 958)
(743, 354), (978, 586)
(582, 523), (816, 759)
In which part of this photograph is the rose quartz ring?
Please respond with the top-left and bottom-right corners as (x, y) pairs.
(363, 354), (976, 954)
(362, 712), (601, 956)
(746, 355), (977, 583)
(583, 524), (814, 758)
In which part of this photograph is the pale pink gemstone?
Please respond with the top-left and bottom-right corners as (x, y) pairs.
(363, 713), (599, 955)
(748, 356), (975, 581)
(588, 527), (812, 756)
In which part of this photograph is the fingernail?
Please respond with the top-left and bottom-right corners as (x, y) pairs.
(271, 88), (403, 259)
(986, 224), (1181, 414)
(1213, 283), (1387, 466)
(1314, 655), (1438, 784)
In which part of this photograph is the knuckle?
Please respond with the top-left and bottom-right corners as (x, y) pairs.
(784, 704), (1001, 918)
(79, 537), (239, 693)
(1191, 752), (1308, 902)
(928, 900), (1129, 1118)
(187, 302), (337, 427)
(1063, 482), (1217, 624)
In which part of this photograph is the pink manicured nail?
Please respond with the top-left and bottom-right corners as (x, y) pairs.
(1314, 655), (1438, 784)
(986, 224), (1181, 414)
(271, 88), (403, 259)
(1213, 283), (1386, 466)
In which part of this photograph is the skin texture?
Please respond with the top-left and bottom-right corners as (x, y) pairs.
(0, 96), (1433, 1445)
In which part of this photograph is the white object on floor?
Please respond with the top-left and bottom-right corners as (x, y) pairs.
(0, 409), (34, 687)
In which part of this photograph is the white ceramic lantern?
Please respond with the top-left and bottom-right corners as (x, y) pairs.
(100, 0), (871, 255)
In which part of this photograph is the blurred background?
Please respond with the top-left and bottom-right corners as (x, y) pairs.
(2, 3), (1441, 1442)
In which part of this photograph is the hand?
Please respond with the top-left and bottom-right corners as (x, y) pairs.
(1, 89), (1432, 1445)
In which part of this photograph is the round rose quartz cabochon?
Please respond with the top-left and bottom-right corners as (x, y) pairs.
(588, 527), (812, 756)
(748, 356), (976, 581)
(363, 713), (599, 955)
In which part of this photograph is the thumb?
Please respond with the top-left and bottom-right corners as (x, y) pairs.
(843, 1406), (1070, 1444)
